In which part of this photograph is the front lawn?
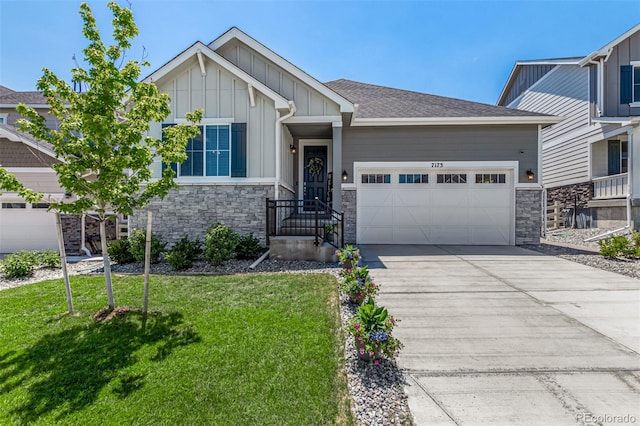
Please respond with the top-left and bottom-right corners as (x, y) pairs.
(0, 273), (351, 425)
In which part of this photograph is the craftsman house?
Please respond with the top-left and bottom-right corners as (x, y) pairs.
(130, 27), (558, 254)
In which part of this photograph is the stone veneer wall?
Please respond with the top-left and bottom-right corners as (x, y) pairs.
(515, 189), (542, 245)
(341, 188), (357, 244)
(61, 215), (116, 255)
(130, 185), (275, 247)
(546, 182), (593, 209)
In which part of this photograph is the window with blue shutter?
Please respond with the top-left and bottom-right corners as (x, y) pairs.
(231, 123), (247, 177)
(634, 67), (640, 102)
(162, 124), (238, 177)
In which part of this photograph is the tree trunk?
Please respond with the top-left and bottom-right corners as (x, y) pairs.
(55, 212), (74, 314)
(143, 211), (152, 314)
(100, 219), (115, 309)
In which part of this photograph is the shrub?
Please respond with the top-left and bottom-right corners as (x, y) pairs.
(204, 223), (238, 266)
(235, 233), (264, 260)
(129, 229), (167, 263)
(165, 237), (202, 271)
(0, 250), (38, 279)
(37, 249), (61, 268)
(598, 234), (637, 259)
(107, 239), (135, 264)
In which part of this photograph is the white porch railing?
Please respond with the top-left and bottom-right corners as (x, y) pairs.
(592, 173), (628, 199)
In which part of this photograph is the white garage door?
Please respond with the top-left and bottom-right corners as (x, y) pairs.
(0, 202), (59, 253)
(357, 166), (514, 245)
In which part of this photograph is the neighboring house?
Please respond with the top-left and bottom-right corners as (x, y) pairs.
(131, 27), (558, 249)
(0, 85), (115, 254)
(498, 24), (640, 230)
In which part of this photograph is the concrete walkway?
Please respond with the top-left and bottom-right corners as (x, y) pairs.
(360, 245), (640, 426)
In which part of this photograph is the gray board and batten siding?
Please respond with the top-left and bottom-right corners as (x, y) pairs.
(341, 124), (539, 184)
(214, 39), (341, 117)
(604, 30), (640, 117)
(502, 64), (556, 106)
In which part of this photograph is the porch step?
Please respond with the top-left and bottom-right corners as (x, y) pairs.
(269, 236), (337, 262)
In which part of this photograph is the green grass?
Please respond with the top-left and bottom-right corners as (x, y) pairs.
(0, 273), (351, 425)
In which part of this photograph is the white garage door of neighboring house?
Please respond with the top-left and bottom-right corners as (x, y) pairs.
(357, 164), (515, 245)
(0, 202), (59, 253)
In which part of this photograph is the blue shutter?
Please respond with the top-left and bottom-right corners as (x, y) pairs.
(161, 124), (178, 175)
(620, 65), (632, 104)
(608, 140), (621, 175)
(231, 123), (247, 177)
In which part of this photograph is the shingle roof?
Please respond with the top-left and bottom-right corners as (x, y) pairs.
(325, 79), (551, 119)
(0, 123), (55, 154)
(0, 85), (16, 97)
(0, 88), (48, 105)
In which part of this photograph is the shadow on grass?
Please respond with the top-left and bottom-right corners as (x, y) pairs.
(0, 310), (200, 423)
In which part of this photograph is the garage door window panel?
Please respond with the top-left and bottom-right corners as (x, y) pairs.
(399, 174), (428, 184)
(437, 173), (467, 184)
(361, 174), (391, 184)
(1, 203), (26, 209)
(476, 173), (506, 184)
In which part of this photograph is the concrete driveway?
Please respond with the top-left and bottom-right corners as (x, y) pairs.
(360, 245), (640, 426)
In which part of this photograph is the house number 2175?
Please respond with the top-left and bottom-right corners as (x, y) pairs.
(431, 162), (444, 168)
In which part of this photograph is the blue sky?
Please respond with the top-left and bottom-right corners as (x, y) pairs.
(1, 0), (638, 105)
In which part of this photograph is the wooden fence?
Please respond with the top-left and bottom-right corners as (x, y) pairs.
(546, 201), (565, 230)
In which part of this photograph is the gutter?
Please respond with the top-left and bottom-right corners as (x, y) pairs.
(274, 101), (296, 200)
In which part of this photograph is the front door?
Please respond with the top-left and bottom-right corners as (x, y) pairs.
(303, 145), (328, 209)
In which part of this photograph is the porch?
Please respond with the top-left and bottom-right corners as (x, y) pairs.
(592, 173), (629, 199)
(265, 198), (344, 262)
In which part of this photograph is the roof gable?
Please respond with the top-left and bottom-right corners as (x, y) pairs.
(580, 23), (640, 65)
(209, 27), (353, 114)
(142, 41), (290, 110)
(326, 79), (558, 126)
(0, 124), (57, 163)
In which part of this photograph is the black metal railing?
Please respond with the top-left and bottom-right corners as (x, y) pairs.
(266, 197), (344, 249)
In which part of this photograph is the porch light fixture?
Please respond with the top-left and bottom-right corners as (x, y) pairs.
(289, 144), (297, 155)
(342, 170), (348, 181)
(526, 169), (535, 181)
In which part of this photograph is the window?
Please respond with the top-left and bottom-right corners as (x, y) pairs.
(361, 174), (390, 184)
(475, 173), (506, 184)
(163, 123), (247, 178)
(180, 125), (230, 177)
(32, 203), (50, 209)
(620, 63), (640, 104)
(399, 174), (428, 184)
(1, 203), (26, 209)
(608, 140), (628, 175)
(436, 173), (467, 184)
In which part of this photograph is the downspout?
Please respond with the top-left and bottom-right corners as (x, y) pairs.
(274, 100), (296, 200)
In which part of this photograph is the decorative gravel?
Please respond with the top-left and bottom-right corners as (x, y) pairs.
(0, 260), (103, 291)
(339, 295), (413, 425)
(524, 228), (639, 280)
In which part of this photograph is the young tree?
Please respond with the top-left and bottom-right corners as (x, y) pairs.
(16, 2), (201, 309)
